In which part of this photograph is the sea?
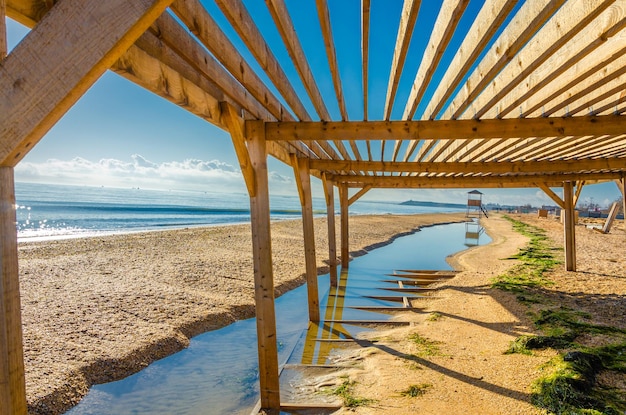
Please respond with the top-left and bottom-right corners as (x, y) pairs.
(15, 182), (465, 242)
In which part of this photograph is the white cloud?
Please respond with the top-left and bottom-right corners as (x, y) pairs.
(15, 155), (257, 193)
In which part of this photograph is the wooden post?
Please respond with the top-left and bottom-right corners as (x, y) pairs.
(0, 167), (26, 415)
(339, 183), (349, 268)
(617, 177), (626, 225)
(563, 181), (577, 271)
(245, 120), (280, 410)
(291, 155), (320, 322)
(322, 173), (337, 287)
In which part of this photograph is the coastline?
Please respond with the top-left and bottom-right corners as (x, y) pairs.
(19, 212), (467, 414)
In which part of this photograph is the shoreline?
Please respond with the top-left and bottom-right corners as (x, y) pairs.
(19, 212), (467, 414)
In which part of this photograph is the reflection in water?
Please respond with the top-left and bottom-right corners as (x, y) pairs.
(464, 221), (485, 246)
(66, 222), (489, 414)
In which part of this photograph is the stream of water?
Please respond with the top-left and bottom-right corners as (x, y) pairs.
(66, 221), (489, 415)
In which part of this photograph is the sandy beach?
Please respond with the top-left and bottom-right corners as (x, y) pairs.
(18, 212), (467, 414)
(332, 213), (626, 414)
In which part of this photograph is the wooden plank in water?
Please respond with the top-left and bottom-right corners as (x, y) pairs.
(324, 319), (411, 326)
(399, 280), (410, 308)
(283, 363), (354, 369)
(365, 295), (432, 302)
(395, 269), (459, 274)
(382, 279), (440, 285)
(348, 306), (424, 313)
(381, 287), (437, 293)
(386, 273), (455, 280)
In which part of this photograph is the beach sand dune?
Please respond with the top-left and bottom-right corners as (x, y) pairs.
(18, 213), (466, 414)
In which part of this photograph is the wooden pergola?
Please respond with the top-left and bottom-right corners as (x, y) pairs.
(2, 0), (626, 413)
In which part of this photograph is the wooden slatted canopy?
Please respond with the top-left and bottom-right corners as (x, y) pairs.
(2, 0), (626, 413)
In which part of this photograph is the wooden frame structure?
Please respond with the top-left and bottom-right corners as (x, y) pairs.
(2, 0), (626, 412)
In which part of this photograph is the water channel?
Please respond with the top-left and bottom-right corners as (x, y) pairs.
(66, 221), (489, 414)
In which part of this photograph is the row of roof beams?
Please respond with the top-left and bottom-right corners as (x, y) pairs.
(4, 0), (626, 185)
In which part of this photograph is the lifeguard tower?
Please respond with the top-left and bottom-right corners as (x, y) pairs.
(466, 190), (488, 218)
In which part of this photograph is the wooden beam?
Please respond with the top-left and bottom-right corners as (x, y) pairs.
(563, 181), (577, 271)
(0, 168), (25, 415)
(316, 0), (347, 121)
(384, 0), (421, 121)
(309, 157), (626, 175)
(348, 186), (372, 206)
(573, 181), (585, 207)
(328, 171), (625, 189)
(221, 102), (257, 198)
(265, 115), (626, 142)
(0, 0), (175, 166)
(291, 156), (320, 322)
(245, 120), (280, 410)
(621, 176), (626, 225)
(322, 173), (338, 287)
(537, 183), (565, 209)
(339, 183), (349, 268)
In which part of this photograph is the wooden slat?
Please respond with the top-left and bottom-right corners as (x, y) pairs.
(574, 181), (585, 207)
(316, 0), (347, 121)
(265, 0), (330, 121)
(329, 171), (626, 189)
(421, 0), (518, 120)
(402, 0), (470, 120)
(444, 0), (565, 120)
(471, 0), (619, 120)
(265, 115), (626, 142)
(213, 0), (310, 122)
(5, 0), (46, 27)
(0, 168), (25, 415)
(383, 0), (421, 121)
(291, 155), (320, 322)
(171, 0), (291, 122)
(309, 157), (626, 175)
(246, 120), (280, 410)
(0, 0), (175, 166)
(362, 0), (370, 121)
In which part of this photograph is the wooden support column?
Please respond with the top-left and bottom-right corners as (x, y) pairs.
(563, 181), (577, 272)
(0, 168), (26, 415)
(290, 155), (320, 322)
(322, 173), (338, 287)
(245, 120), (280, 410)
(339, 183), (349, 268)
(616, 177), (626, 225)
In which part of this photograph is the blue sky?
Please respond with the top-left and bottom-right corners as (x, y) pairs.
(6, 1), (623, 208)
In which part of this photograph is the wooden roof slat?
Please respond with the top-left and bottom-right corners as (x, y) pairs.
(170, 0), (292, 122)
(264, 0), (330, 121)
(423, 0), (618, 163)
(383, 0), (421, 121)
(362, 0), (370, 121)
(498, 19), (626, 118)
(402, 0), (470, 121)
(213, 0), (310, 122)
(316, 0), (348, 121)
(420, 0), (518, 121)
(553, 135), (626, 159)
(5, 0), (45, 27)
(443, 0), (565, 120)
(567, 80), (626, 116)
(590, 96), (626, 116)
(393, 0), (469, 162)
(470, 0), (619, 120)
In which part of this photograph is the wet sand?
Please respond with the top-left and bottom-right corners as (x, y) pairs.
(18, 212), (467, 414)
